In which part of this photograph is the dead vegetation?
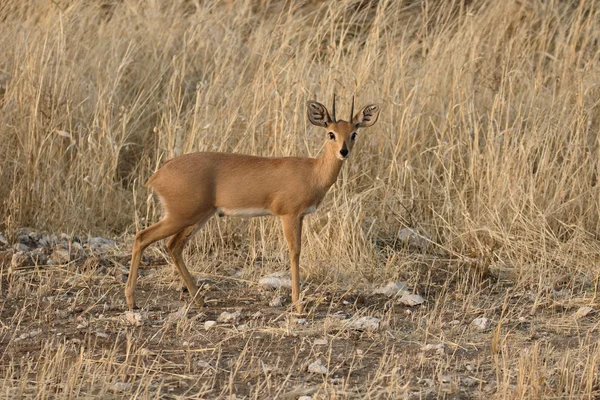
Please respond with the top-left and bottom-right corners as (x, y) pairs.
(1, 0), (600, 398)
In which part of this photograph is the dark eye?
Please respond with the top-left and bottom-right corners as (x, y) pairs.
(328, 132), (335, 140)
(351, 132), (357, 141)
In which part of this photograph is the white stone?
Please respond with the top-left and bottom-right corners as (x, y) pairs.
(421, 343), (445, 355)
(217, 310), (241, 324)
(269, 295), (283, 307)
(398, 293), (425, 306)
(374, 282), (410, 297)
(398, 228), (430, 250)
(472, 317), (492, 330)
(204, 320), (217, 330)
(349, 316), (380, 331)
(575, 306), (595, 319)
(124, 311), (144, 326)
(313, 338), (328, 346)
(258, 272), (292, 289)
(307, 359), (328, 374)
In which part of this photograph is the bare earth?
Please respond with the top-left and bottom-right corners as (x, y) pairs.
(1, 231), (598, 399)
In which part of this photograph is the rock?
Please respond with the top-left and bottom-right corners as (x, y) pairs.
(30, 248), (48, 265)
(374, 282), (410, 297)
(0, 232), (7, 248)
(204, 321), (217, 330)
(124, 311), (144, 326)
(313, 338), (328, 346)
(258, 272), (292, 290)
(269, 295), (283, 307)
(307, 359), (328, 374)
(89, 237), (117, 253)
(110, 382), (133, 392)
(15, 329), (43, 342)
(296, 318), (307, 325)
(298, 397), (313, 400)
(217, 311), (241, 324)
(438, 374), (453, 384)
(472, 317), (492, 330)
(421, 343), (445, 355)
(398, 228), (430, 250)
(461, 377), (478, 387)
(349, 316), (380, 331)
(252, 311), (263, 319)
(50, 248), (71, 264)
(575, 306), (595, 319)
(96, 330), (109, 339)
(398, 293), (425, 306)
(14, 243), (30, 252)
(11, 251), (31, 269)
(198, 360), (210, 368)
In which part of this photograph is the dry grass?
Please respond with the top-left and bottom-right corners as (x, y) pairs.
(1, 0), (600, 398)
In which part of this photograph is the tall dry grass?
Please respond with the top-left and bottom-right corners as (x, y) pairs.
(1, 0), (600, 290)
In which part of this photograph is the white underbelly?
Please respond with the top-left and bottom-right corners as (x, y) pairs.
(217, 207), (274, 218)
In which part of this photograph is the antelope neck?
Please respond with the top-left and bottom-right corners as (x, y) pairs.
(315, 144), (344, 189)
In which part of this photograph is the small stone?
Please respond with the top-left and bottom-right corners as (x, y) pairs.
(439, 375), (453, 384)
(575, 306), (595, 319)
(96, 330), (109, 339)
(252, 311), (263, 319)
(313, 338), (328, 346)
(124, 311), (144, 326)
(472, 317), (492, 330)
(15, 329), (42, 342)
(14, 243), (30, 252)
(449, 320), (460, 326)
(356, 349), (364, 355)
(50, 248), (71, 264)
(398, 228), (430, 250)
(374, 282), (410, 297)
(139, 348), (152, 357)
(296, 318), (307, 325)
(461, 377), (478, 387)
(258, 272), (292, 290)
(237, 324), (249, 330)
(398, 293), (425, 306)
(76, 320), (89, 329)
(89, 237), (117, 252)
(0, 232), (7, 248)
(204, 320), (217, 330)
(110, 382), (132, 392)
(269, 295), (284, 307)
(349, 316), (380, 331)
(217, 310), (241, 324)
(11, 251), (30, 269)
(417, 378), (434, 387)
(198, 360), (210, 368)
(307, 359), (328, 374)
(298, 397), (313, 400)
(421, 343), (445, 355)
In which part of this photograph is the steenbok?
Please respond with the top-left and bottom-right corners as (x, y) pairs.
(125, 96), (380, 313)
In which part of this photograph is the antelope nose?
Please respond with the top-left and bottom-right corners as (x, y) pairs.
(340, 148), (349, 157)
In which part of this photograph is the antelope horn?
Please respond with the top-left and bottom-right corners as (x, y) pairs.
(332, 93), (336, 122)
(349, 95), (355, 122)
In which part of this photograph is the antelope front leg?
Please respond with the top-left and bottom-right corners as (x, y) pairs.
(281, 215), (303, 314)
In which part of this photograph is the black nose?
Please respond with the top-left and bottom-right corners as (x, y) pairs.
(340, 148), (349, 157)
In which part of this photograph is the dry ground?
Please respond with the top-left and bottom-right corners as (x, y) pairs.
(2, 0), (600, 398)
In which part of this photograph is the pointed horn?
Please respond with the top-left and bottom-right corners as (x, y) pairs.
(332, 93), (336, 122)
(350, 95), (355, 122)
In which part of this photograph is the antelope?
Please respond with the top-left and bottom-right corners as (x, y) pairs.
(125, 96), (380, 313)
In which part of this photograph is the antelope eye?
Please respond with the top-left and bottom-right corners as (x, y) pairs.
(351, 132), (357, 141)
(328, 132), (335, 140)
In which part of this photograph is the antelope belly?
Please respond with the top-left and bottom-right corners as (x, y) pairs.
(217, 207), (273, 218)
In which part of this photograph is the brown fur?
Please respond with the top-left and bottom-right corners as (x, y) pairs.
(125, 100), (380, 313)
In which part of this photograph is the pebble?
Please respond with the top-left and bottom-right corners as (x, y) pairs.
(307, 359), (328, 374)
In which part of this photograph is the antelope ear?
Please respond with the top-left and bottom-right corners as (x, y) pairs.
(353, 104), (380, 128)
(307, 101), (332, 127)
